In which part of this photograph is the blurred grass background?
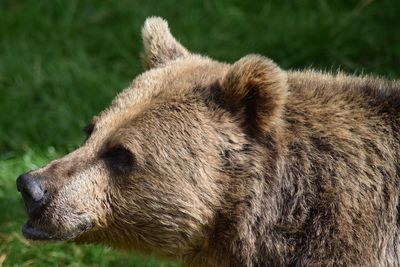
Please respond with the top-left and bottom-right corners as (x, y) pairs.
(0, 0), (399, 266)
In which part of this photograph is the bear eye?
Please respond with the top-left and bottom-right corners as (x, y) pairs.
(83, 123), (95, 137)
(102, 144), (136, 175)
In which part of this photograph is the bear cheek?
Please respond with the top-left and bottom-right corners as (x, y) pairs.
(85, 168), (113, 228)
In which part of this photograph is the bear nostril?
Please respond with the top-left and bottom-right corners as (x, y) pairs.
(17, 173), (46, 212)
(26, 180), (44, 202)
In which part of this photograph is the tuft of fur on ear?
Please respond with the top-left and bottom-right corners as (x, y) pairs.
(223, 55), (288, 136)
(141, 17), (189, 69)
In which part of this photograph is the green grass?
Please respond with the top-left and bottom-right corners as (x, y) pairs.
(0, 0), (399, 266)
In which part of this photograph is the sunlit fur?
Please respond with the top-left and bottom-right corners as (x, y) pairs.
(27, 17), (400, 266)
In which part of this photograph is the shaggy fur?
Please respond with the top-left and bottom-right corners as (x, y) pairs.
(17, 17), (400, 267)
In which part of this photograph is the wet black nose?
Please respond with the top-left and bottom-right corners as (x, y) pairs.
(16, 172), (46, 214)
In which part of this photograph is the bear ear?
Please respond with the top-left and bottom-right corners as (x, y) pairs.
(141, 17), (190, 69)
(222, 55), (288, 137)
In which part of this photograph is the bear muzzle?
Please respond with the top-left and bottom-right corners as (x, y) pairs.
(16, 172), (47, 216)
(16, 171), (94, 241)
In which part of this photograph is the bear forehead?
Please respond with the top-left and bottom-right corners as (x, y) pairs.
(83, 56), (228, 146)
(94, 55), (228, 130)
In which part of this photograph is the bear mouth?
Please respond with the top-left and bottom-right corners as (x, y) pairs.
(22, 220), (93, 241)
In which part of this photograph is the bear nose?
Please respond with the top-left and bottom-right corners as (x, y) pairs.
(16, 172), (46, 214)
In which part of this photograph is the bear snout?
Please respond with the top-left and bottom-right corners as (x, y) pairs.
(16, 172), (48, 215)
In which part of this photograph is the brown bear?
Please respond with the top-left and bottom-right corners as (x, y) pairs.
(16, 17), (400, 267)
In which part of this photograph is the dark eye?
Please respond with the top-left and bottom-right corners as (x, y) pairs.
(102, 145), (136, 175)
(83, 123), (95, 136)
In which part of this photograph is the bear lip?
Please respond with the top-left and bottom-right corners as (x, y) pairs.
(22, 220), (93, 241)
(22, 221), (56, 241)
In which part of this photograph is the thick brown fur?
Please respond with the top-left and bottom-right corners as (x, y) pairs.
(18, 17), (400, 266)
